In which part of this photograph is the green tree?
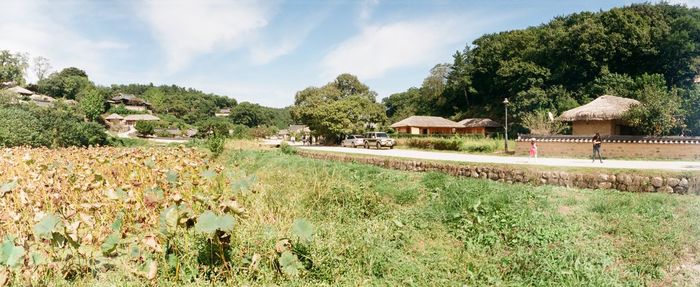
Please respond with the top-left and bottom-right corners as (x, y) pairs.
(37, 67), (93, 99)
(135, 121), (155, 137)
(229, 102), (272, 127)
(196, 117), (231, 138)
(624, 74), (684, 136)
(78, 88), (106, 122)
(291, 74), (386, 141)
(0, 50), (28, 86)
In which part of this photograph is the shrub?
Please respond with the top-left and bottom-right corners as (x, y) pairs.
(0, 107), (47, 147)
(231, 124), (251, 139)
(135, 121), (155, 137)
(406, 138), (462, 151)
(206, 136), (225, 158)
(280, 142), (296, 155)
(196, 117), (231, 138)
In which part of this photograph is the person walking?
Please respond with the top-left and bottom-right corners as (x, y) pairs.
(528, 139), (538, 162)
(592, 132), (603, 163)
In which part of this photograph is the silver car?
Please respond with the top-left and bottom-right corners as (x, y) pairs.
(341, 135), (365, 148)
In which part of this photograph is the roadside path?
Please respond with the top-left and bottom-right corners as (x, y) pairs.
(298, 146), (700, 171)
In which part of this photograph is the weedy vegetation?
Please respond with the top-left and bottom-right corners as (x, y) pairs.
(0, 141), (698, 286)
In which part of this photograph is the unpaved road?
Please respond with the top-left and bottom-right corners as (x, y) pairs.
(298, 146), (700, 171)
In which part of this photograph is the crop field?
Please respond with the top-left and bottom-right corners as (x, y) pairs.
(0, 142), (699, 286)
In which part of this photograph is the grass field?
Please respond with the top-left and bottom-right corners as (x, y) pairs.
(1, 141), (699, 286)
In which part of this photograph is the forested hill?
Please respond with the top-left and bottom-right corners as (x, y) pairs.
(384, 3), (700, 136)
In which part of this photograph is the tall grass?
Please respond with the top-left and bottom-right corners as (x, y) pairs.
(400, 136), (514, 153)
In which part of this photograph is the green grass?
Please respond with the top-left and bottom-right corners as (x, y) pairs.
(49, 145), (700, 286)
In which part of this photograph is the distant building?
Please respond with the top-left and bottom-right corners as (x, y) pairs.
(104, 113), (125, 125)
(108, 93), (151, 111)
(558, 95), (640, 135)
(457, 118), (502, 136)
(289, 124), (311, 134)
(2, 86), (56, 107)
(694, 75), (700, 84)
(123, 114), (160, 126)
(215, 108), (231, 117)
(390, 116), (463, 135)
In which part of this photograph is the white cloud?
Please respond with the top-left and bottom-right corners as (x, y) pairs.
(664, 0), (700, 7)
(0, 1), (128, 84)
(139, 0), (276, 72)
(320, 15), (496, 80)
(359, 0), (380, 24)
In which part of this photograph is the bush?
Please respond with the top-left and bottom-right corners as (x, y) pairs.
(230, 124), (251, 139)
(206, 136), (225, 158)
(406, 138), (462, 151)
(196, 117), (231, 138)
(280, 142), (296, 155)
(135, 121), (155, 137)
(248, 125), (276, 138)
(0, 104), (108, 148)
(0, 107), (47, 147)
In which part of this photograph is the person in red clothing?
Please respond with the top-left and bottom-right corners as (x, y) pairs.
(528, 139), (538, 161)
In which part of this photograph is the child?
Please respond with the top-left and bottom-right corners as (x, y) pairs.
(529, 139), (538, 161)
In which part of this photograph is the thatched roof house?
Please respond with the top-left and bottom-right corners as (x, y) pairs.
(105, 113), (124, 120)
(4, 86), (35, 96)
(559, 95), (640, 135)
(391, 116), (463, 135)
(456, 118), (502, 136)
(123, 114), (160, 126)
(109, 93), (151, 111)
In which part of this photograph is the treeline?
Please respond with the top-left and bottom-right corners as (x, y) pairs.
(385, 3), (700, 136)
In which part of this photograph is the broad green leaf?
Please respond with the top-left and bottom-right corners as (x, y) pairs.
(159, 206), (179, 236)
(292, 219), (314, 242)
(194, 211), (235, 236)
(230, 175), (257, 193)
(100, 232), (120, 255)
(144, 159), (156, 169)
(194, 211), (219, 235)
(218, 214), (235, 233)
(0, 180), (17, 196)
(279, 251), (303, 277)
(29, 251), (45, 266)
(166, 170), (178, 185)
(200, 169), (217, 180)
(144, 187), (164, 203)
(111, 212), (125, 231)
(34, 213), (62, 240)
(0, 238), (25, 267)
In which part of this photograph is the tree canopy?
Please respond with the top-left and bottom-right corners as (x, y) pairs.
(291, 74), (386, 141)
(385, 3), (700, 135)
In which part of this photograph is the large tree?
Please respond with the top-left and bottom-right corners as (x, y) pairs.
(0, 50), (28, 86)
(37, 67), (93, 99)
(291, 74), (386, 141)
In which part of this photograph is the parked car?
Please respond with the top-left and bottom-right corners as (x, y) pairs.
(341, 135), (365, 148)
(363, 132), (395, 149)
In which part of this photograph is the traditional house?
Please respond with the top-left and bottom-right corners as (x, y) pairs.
(558, 95), (640, 135)
(694, 75), (700, 84)
(4, 86), (34, 96)
(457, 118), (502, 136)
(104, 113), (124, 125)
(123, 114), (160, 126)
(215, 108), (231, 117)
(289, 124), (311, 135)
(390, 116), (463, 135)
(109, 93), (151, 111)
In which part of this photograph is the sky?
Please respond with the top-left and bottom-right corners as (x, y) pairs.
(0, 0), (698, 107)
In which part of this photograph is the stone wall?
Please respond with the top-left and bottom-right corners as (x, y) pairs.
(296, 150), (699, 195)
(516, 135), (700, 160)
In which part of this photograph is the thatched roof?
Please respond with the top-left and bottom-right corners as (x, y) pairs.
(457, 118), (502, 128)
(28, 94), (54, 102)
(289, 125), (310, 133)
(104, 113), (124, 120)
(5, 86), (34, 95)
(390, 116), (463, 128)
(694, 75), (700, 83)
(124, 114), (160, 121)
(559, 95), (640, 121)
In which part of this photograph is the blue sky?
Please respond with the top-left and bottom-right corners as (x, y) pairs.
(0, 0), (697, 107)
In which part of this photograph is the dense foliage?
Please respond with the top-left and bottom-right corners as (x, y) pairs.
(37, 67), (94, 100)
(291, 74), (387, 141)
(105, 84), (237, 125)
(385, 3), (700, 135)
(0, 100), (107, 147)
(0, 50), (28, 86)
